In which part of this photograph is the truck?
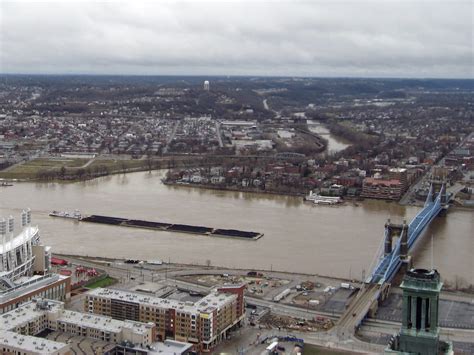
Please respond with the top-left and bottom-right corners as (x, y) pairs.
(273, 288), (291, 302)
(340, 282), (353, 289)
(266, 342), (278, 352)
(147, 260), (163, 265)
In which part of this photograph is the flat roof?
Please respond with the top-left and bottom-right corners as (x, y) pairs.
(59, 309), (153, 334)
(364, 178), (402, 186)
(0, 300), (62, 331)
(0, 299), (152, 335)
(0, 330), (69, 354)
(0, 273), (67, 304)
(388, 168), (407, 173)
(149, 339), (193, 354)
(87, 287), (237, 314)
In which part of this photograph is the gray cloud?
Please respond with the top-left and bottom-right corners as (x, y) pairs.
(0, 0), (472, 78)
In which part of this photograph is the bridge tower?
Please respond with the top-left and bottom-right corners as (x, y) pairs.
(385, 268), (453, 354)
(427, 167), (449, 215)
(384, 219), (411, 264)
(384, 219), (409, 258)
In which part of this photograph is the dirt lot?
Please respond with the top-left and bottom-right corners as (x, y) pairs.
(179, 273), (291, 298)
(257, 313), (333, 332)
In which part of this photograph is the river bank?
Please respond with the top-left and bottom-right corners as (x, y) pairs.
(162, 179), (306, 198)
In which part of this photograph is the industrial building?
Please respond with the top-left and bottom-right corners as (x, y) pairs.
(85, 284), (245, 352)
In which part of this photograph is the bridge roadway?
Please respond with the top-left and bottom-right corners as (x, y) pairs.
(332, 283), (381, 338)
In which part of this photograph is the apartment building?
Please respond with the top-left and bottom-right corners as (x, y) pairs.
(85, 284), (245, 352)
(361, 177), (404, 200)
(0, 298), (155, 354)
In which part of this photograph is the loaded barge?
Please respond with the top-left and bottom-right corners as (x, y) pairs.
(76, 214), (263, 240)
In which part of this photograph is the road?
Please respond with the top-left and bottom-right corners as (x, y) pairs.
(361, 319), (474, 344)
(215, 121), (224, 147)
(333, 284), (380, 338)
(163, 120), (180, 154)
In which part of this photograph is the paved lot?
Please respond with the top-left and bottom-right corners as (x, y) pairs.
(321, 289), (355, 314)
(376, 293), (474, 329)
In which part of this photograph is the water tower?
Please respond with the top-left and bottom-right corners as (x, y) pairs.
(203, 80), (210, 91)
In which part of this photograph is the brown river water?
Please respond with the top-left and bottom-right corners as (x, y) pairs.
(0, 170), (472, 286)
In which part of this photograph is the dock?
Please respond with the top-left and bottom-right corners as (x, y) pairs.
(79, 215), (263, 240)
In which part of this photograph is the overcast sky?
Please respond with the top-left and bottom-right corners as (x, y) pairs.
(0, 0), (472, 78)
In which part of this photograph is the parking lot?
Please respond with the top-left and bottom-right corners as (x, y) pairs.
(376, 293), (474, 329)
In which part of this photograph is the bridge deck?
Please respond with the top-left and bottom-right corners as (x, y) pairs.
(334, 284), (381, 337)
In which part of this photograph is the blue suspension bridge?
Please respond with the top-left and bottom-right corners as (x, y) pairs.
(369, 181), (448, 285)
(334, 180), (449, 337)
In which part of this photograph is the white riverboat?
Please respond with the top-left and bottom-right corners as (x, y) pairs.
(304, 190), (342, 205)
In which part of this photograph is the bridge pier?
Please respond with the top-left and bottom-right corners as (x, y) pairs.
(368, 298), (379, 318)
(380, 282), (391, 302)
(384, 219), (409, 258)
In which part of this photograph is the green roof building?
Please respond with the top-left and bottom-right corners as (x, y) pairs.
(385, 269), (453, 355)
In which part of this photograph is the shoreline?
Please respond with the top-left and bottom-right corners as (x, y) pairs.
(4, 170), (471, 212)
(162, 179), (306, 198)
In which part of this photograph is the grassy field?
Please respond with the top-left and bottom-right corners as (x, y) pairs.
(87, 158), (150, 171)
(0, 158), (89, 179)
(23, 158), (88, 167)
(85, 276), (117, 289)
(0, 156), (194, 180)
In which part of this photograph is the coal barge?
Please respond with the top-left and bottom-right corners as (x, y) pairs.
(78, 214), (263, 240)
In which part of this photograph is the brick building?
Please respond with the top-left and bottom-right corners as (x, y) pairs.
(85, 284), (245, 352)
(361, 178), (404, 200)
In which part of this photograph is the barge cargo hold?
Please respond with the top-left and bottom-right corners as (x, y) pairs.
(78, 214), (263, 240)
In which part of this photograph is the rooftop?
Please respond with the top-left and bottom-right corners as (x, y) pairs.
(401, 269), (443, 292)
(149, 339), (193, 354)
(0, 299), (63, 331)
(59, 309), (154, 334)
(87, 287), (238, 314)
(364, 178), (402, 186)
(0, 298), (153, 335)
(0, 274), (67, 304)
(0, 330), (69, 354)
